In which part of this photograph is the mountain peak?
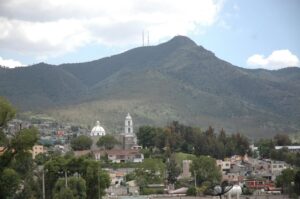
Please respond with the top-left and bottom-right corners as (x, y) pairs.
(165, 35), (197, 48)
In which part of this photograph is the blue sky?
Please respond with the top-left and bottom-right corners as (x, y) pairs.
(0, 0), (299, 69)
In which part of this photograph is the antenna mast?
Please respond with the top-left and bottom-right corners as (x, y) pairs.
(147, 31), (149, 46)
(142, 31), (144, 46)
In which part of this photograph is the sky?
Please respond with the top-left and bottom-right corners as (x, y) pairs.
(0, 0), (299, 70)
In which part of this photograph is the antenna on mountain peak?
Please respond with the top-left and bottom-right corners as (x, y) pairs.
(147, 31), (149, 46)
(142, 31), (145, 47)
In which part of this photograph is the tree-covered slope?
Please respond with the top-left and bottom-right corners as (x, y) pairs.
(0, 36), (299, 136)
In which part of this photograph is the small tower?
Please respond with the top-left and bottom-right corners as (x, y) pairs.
(125, 113), (133, 134)
(123, 113), (137, 149)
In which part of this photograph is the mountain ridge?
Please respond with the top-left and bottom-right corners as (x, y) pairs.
(0, 36), (299, 137)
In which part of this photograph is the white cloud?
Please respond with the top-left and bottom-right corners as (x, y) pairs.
(0, 57), (26, 68)
(247, 50), (300, 70)
(0, 0), (223, 58)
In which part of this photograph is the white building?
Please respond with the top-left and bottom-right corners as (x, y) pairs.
(216, 159), (231, 173)
(123, 113), (138, 149)
(90, 121), (106, 136)
(93, 149), (144, 163)
(275, 146), (300, 153)
(271, 160), (287, 174)
(125, 113), (133, 134)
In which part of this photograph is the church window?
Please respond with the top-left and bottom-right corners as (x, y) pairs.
(128, 128), (130, 133)
(128, 121), (130, 125)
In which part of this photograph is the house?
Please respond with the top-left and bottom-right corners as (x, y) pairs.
(109, 171), (125, 186)
(32, 145), (45, 159)
(244, 179), (275, 190)
(216, 159), (231, 174)
(222, 172), (245, 184)
(271, 160), (286, 174)
(106, 149), (143, 163)
(275, 146), (300, 153)
(1, 145), (45, 159)
(94, 149), (144, 163)
(74, 150), (91, 157)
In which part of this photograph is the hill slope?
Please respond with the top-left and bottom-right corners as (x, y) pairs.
(1, 36), (299, 137)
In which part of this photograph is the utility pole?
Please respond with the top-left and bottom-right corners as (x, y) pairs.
(42, 169), (45, 199)
(194, 170), (197, 187)
(194, 170), (197, 199)
(98, 164), (101, 199)
(65, 171), (68, 188)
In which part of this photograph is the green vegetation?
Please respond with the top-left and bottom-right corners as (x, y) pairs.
(190, 156), (222, 186)
(166, 154), (181, 184)
(0, 168), (21, 198)
(1, 36), (300, 136)
(70, 135), (93, 151)
(53, 177), (87, 199)
(0, 97), (111, 199)
(256, 134), (300, 167)
(44, 156), (110, 199)
(0, 97), (39, 198)
(97, 135), (119, 150)
(137, 122), (250, 159)
(276, 168), (300, 197)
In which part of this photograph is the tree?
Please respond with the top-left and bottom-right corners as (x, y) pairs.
(294, 170), (300, 195)
(0, 168), (20, 198)
(274, 134), (291, 146)
(136, 126), (158, 148)
(190, 156), (221, 186)
(96, 135), (119, 150)
(0, 96), (16, 129)
(276, 168), (295, 194)
(0, 97), (39, 199)
(70, 135), (92, 151)
(135, 158), (166, 190)
(0, 97), (15, 147)
(257, 139), (274, 158)
(231, 133), (249, 156)
(53, 177), (87, 199)
(81, 160), (110, 199)
(35, 153), (50, 165)
(166, 154), (181, 184)
(11, 127), (39, 153)
(44, 156), (68, 199)
(45, 156), (111, 199)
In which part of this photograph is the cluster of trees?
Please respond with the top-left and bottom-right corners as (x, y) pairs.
(137, 122), (250, 159)
(0, 97), (111, 199)
(43, 155), (110, 199)
(126, 154), (221, 195)
(256, 134), (300, 167)
(70, 134), (119, 151)
(0, 97), (40, 198)
(70, 135), (93, 150)
(276, 168), (300, 197)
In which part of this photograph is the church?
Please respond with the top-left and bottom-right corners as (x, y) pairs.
(89, 113), (139, 150)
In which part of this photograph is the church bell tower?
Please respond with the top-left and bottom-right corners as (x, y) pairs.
(125, 113), (133, 134)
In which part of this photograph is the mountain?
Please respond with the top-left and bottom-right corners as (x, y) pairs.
(1, 36), (300, 137)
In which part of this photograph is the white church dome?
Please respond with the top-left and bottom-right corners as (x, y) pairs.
(90, 121), (106, 136)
